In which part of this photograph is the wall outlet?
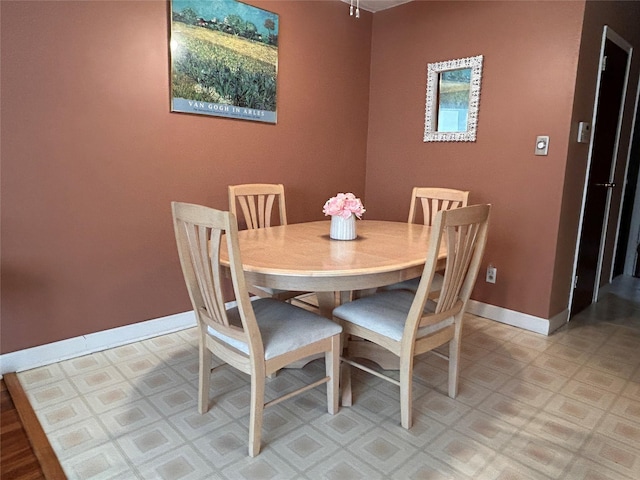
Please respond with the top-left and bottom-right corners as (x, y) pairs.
(486, 265), (497, 284)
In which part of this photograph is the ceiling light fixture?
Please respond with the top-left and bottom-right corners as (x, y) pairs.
(350, 0), (360, 18)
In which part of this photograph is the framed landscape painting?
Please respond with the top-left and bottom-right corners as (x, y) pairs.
(170, 0), (279, 123)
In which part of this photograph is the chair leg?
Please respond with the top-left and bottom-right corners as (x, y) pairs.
(198, 342), (212, 414)
(340, 360), (353, 407)
(326, 335), (340, 414)
(248, 373), (265, 457)
(448, 333), (462, 398)
(399, 354), (415, 429)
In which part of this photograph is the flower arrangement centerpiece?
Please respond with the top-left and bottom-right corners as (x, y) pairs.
(323, 192), (365, 240)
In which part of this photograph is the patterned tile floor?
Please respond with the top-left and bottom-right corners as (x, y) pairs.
(18, 276), (640, 479)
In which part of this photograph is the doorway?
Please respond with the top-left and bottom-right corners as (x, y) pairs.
(613, 90), (640, 278)
(571, 27), (632, 317)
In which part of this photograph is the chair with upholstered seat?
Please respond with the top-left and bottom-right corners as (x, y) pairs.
(172, 201), (341, 456)
(228, 183), (310, 303)
(334, 204), (490, 429)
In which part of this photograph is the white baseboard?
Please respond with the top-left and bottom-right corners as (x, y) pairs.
(467, 300), (569, 335)
(0, 311), (197, 375)
(1, 300), (569, 375)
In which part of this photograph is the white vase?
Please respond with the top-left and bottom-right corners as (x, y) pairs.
(330, 215), (357, 240)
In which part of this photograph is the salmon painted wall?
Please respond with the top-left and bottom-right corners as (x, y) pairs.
(1, 1), (372, 353)
(364, 1), (585, 319)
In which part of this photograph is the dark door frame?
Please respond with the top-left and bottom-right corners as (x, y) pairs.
(570, 25), (633, 316)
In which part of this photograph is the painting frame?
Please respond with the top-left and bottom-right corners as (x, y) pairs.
(169, 0), (279, 124)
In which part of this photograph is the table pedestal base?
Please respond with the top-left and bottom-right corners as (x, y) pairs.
(346, 338), (399, 370)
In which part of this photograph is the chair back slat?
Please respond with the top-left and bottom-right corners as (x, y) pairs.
(199, 225), (227, 325)
(229, 184), (287, 230)
(408, 187), (470, 225)
(263, 194), (276, 227)
(237, 196), (258, 229)
(438, 222), (481, 312)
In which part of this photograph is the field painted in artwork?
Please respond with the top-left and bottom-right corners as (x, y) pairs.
(171, 22), (277, 110)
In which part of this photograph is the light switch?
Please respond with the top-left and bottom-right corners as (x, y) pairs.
(535, 135), (549, 155)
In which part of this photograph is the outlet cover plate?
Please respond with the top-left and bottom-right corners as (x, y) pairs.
(486, 266), (496, 284)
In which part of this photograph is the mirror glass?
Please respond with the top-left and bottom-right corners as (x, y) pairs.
(438, 68), (471, 132)
(424, 55), (483, 142)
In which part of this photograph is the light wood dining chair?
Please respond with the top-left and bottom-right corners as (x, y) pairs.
(334, 204), (490, 429)
(408, 187), (470, 226)
(383, 187), (470, 294)
(172, 202), (341, 456)
(229, 183), (288, 230)
(228, 183), (309, 303)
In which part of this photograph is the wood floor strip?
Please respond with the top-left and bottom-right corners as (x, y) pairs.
(1, 378), (45, 480)
(4, 373), (67, 480)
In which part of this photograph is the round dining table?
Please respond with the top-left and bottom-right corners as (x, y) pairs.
(221, 219), (445, 317)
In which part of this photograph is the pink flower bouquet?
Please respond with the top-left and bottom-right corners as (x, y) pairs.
(322, 193), (366, 219)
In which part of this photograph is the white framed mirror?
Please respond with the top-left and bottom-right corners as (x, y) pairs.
(424, 55), (483, 142)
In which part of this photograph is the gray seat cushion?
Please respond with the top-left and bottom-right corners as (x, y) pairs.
(208, 298), (342, 360)
(381, 273), (444, 293)
(333, 290), (453, 342)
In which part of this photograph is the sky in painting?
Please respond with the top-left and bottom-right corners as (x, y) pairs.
(172, 0), (279, 36)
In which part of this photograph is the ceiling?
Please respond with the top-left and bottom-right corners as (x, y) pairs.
(339, 0), (414, 13)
